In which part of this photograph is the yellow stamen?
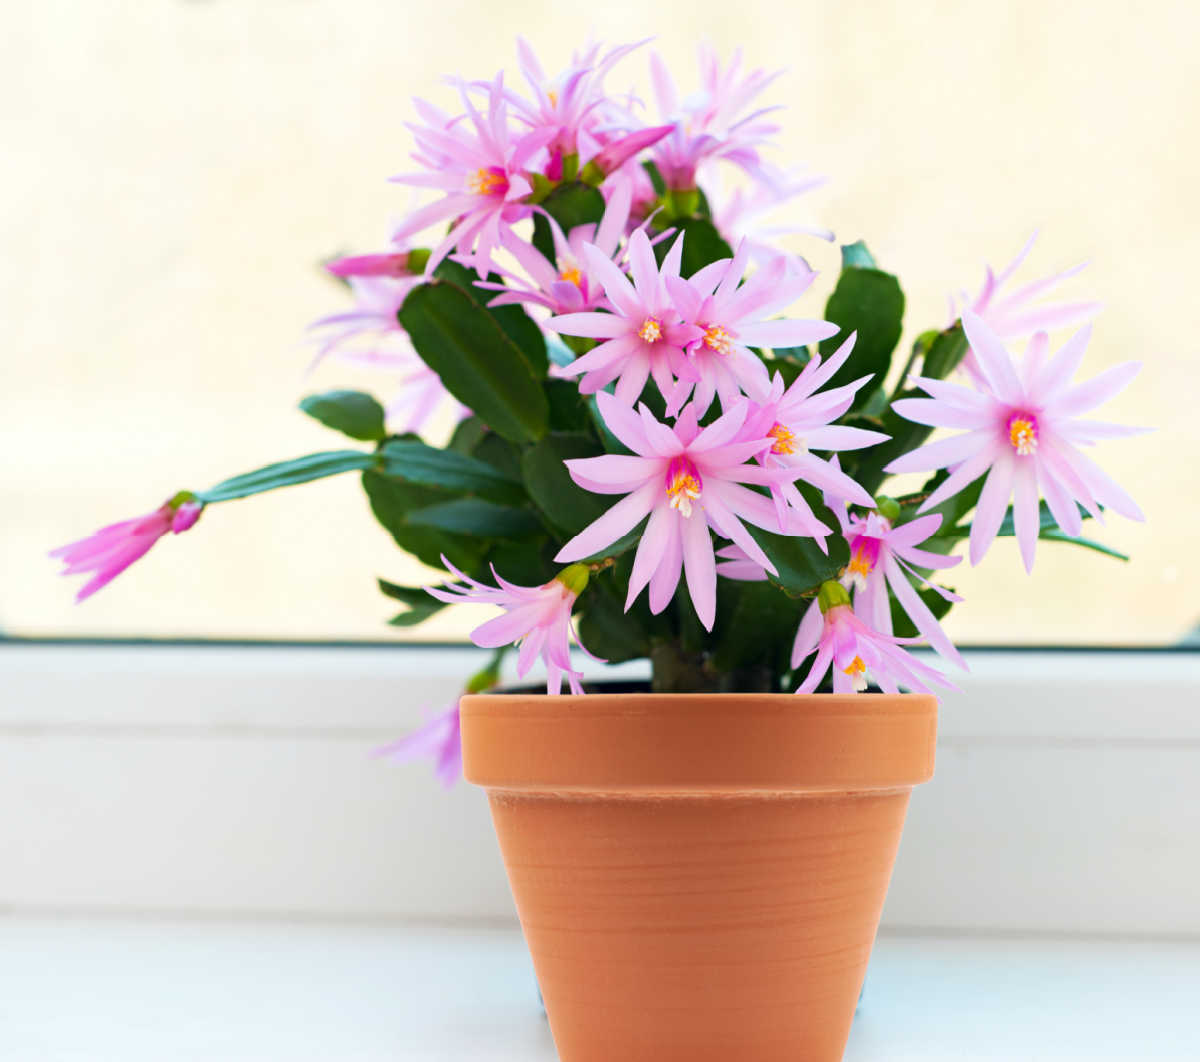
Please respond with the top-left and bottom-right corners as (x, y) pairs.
(767, 422), (796, 455)
(638, 318), (663, 343)
(703, 324), (734, 356)
(468, 168), (506, 196)
(547, 89), (559, 107)
(559, 265), (583, 288)
(843, 655), (867, 678)
(846, 550), (874, 580)
(1008, 417), (1038, 456)
(666, 470), (702, 518)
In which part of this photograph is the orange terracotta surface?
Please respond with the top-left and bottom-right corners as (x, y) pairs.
(461, 693), (937, 1062)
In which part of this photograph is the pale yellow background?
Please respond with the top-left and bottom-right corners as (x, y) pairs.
(3, 1), (1195, 643)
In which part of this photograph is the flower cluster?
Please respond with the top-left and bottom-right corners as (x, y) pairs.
(54, 39), (1148, 787)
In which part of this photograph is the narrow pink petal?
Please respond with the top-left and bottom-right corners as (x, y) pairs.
(1031, 324), (1091, 397)
(885, 429), (994, 474)
(969, 454), (1015, 566)
(1012, 458), (1041, 573)
(890, 397), (984, 431)
(1059, 441), (1144, 521)
(1049, 362), (1140, 418)
(735, 318), (839, 347)
(555, 481), (659, 562)
(594, 390), (652, 455)
(565, 454), (658, 494)
(796, 641), (833, 693)
(549, 312), (628, 339)
(680, 512), (717, 630)
(919, 447), (997, 512)
(790, 599), (823, 667)
(1036, 460), (1083, 537)
(648, 516), (684, 614)
(626, 505), (673, 609)
(961, 311), (1024, 404)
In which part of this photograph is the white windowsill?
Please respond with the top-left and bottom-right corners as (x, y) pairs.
(1, 919), (1196, 1061)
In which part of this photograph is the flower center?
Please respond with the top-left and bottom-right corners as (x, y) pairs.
(842, 655), (869, 691)
(638, 318), (663, 343)
(468, 166), (509, 197)
(841, 534), (882, 591)
(559, 265), (583, 288)
(703, 324), (733, 356)
(1007, 412), (1039, 455)
(767, 422), (796, 455)
(665, 457), (702, 518)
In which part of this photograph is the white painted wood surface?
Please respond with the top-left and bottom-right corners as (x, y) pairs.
(2, 644), (1198, 933)
(0, 921), (1196, 1061)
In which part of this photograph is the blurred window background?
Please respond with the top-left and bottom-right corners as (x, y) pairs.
(4, 1), (1195, 644)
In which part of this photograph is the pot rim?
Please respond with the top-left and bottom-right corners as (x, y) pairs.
(461, 692), (937, 794)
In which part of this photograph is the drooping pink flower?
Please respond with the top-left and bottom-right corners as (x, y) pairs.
(426, 560), (601, 694)
(474, 177), (662, 317)
(548, 229), (703, 403)
(951, 233), (1101, 390)
(886, 312), (1146, 572)
(51, 495), (203, 602)
(792, 583), (955, 695)
(739, 334), (889, 523)
(306, 276), (467, 435)
(325, 249), (422, 279)
(555, 392), (830, 630)
(648, 45), (783, 191)
(830, 503), (965, 671)
(665, 240), (837, 415)
(391, 74), (553, 275)
(374, 701), (463, 788)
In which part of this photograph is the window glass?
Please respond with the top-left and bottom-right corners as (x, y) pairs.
(4, 4), (1193, 645)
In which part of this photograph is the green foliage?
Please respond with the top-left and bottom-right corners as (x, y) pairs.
(818, 252), (905, 398)
(361, 470), (487, 574)
(299, 390), (386, 442)
(433, 259), (547, 376)
(711, 580), (802, 674)
(530, 182), (606, 262)
(198, 451), (375, 504)
(403, 497), (541, 539)
(377, 438), (524, 504)
(576, 573), (653, 664)
(399, 281), (549, 443)
(378, 578), (445, 628)
(654, 217), (733, 276)
(520, 433), (614, 538)
(748, 524), (850, 598)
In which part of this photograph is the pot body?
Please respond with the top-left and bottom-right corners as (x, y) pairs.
(461, 692), (937, 1062)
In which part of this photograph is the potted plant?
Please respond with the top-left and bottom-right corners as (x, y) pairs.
(52, 39), (1145, 1062)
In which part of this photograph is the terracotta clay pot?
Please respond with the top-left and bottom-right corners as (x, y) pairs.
(461, 692), (936, 1062)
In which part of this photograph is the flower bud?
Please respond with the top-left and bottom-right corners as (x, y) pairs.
(875, 496), (901, 523)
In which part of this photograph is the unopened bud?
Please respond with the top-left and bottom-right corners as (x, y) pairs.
(817, 580), (851, 614)
(875, 496), (901, 523)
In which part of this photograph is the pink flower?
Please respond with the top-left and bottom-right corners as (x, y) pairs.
(475, 177), (658, 317)
(426, 560), (601, 694)
(648, 45), (783, 190)
(665, 241), (837, 415)
(374, 701), (462, 788)
(504, 37), (658, 178)
(709, 164), (834, 261)
(548, 229), (703, 403)
(886, 312), (1146, 572)
(555, 393), (830, 630)
(51, 495), (203, 602)
(391, 74), (553, 275)
(325, 250), (421, 279)
(792, 583), (955, 695)
(952, 233), (1101, 390)
(740, 334), (889, 521)
(587, 125), (676, 180)
(306, 276), (467, 435)
(832, 505), (965, 671)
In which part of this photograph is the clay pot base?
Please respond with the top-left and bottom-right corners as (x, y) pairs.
(463, 693), (936, 1062)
